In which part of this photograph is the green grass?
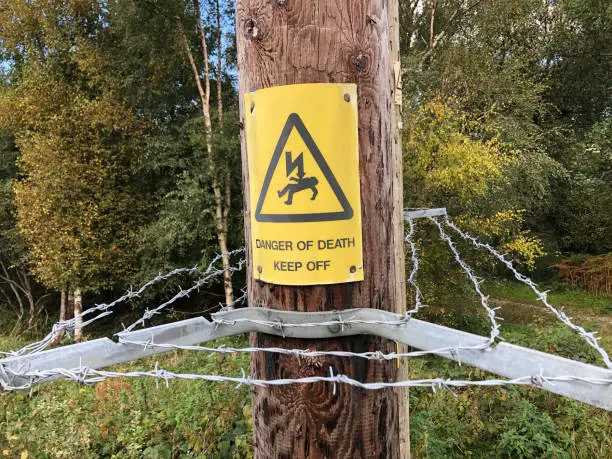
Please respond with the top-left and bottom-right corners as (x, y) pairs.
(408, 279), (612, 457)
(486, 278), (612, 314)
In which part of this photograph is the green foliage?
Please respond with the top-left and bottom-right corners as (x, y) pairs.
(404, 99), (509, 209)
(399, 0), (610, 255)
(12, 85), (146, 293)
(486, 279), (612, 315)
(409, 309), (612, 458)
(553, 119), (612, 253)
(456, 212), (546, 271)
(403, 101), (547, 274)
(545, 0), (612, 126)
(135, 108), (243, 281)
(0, 130), (22, 261)
(0, 0), (243, 299)
(0, 336), (253, 458)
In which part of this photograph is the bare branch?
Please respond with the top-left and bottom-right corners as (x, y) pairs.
(418, 0), (486, 70)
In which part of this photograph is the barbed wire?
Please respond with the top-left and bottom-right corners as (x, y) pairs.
(443, 216), (612, 369)
(2, 212), (611, 412)
(211, 312), (410, 332)
(429, 217), (502, 347)
(2, 250), (245, 358)
(1, 362), (610, 394)
(2, 266), (200, 357)
(118, 337), (479, 364)
(404, 218), (427, 317)
(209, 314), (500, 360)
(120, 249), (246, 333)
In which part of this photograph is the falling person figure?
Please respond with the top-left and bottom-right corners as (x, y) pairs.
(278, 176), (319, 205)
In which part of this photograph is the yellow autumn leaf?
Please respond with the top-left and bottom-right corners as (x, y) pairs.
(2, 451), (9, 456)
(21, 451), (29, 459)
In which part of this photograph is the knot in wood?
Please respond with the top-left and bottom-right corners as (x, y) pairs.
(352, 54), (368, 73)
(271, 0), (288, 7)
(244, 18), (261, 40)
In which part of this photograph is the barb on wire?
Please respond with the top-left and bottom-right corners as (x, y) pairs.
(443, 216), (612, 369)
(219, 288), (248, 312)
(6, 266), (202, 357)
(429, 217), (502, 348)
(404, 218), (427, 317)
(3, 249), (245, 358)
(2, 363), (611, 393)
(120, 249), (246, 334)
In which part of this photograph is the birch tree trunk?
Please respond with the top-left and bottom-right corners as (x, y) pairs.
(215, 0), (224, 125)
(181, 0), (234, 305)
(53, 288), (67, 345)
(73, 286), (83, 342)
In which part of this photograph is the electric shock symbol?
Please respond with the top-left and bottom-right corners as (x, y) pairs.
(286, 151), (305, 179)
(277, 152), (319, 205)
(255, 113), (353, 223)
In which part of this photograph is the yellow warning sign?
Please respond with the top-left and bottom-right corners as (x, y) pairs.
(245, 83), (363, 286)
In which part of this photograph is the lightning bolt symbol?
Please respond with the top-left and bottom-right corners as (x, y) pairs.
(285, 151), (305, 179)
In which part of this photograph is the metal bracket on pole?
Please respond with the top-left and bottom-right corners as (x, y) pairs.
(1, 308), (610, 410)
(404, 208), (447, 220)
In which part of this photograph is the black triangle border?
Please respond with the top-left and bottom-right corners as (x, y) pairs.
(255, 113), (354, 223)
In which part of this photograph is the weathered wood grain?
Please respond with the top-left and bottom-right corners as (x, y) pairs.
(235, 1), (404, 457)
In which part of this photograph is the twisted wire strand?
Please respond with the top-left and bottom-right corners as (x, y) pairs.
(4, 266), (201, 357)
(120, 248), (246, 333)
(209, 313), (497, 359)
(404, 218), (427, 317)
(211, 314), (410, 329)
(3, 210), (610, 409)
(4, 249), (245, 358)
(118, 338), (483, 364)
(1, 363), (610, 393)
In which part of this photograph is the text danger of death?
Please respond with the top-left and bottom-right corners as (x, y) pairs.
(255, 237), (357, 252)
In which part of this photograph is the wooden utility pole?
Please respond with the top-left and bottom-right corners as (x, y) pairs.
(236, 1), (406, 457)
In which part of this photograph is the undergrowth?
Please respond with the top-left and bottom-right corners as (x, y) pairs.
(409, 281), (611, 458)
(0, 336), (253, 458)
(409, 354), (611, 458)
(1, 280), (611, 457)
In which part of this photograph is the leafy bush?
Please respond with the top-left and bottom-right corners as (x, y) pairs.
(0, 336), (252, 458)
(496, 400), (563, 458)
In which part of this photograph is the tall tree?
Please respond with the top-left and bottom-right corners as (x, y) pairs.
(177, 0), (235, 305)
(398, 0), (611, 256)
(0, 1), (147, 340)
(0, 129), (43, 333)
(10, 81), (145, 340)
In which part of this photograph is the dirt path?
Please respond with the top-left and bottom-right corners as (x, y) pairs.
(492, 297), (612, 322)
